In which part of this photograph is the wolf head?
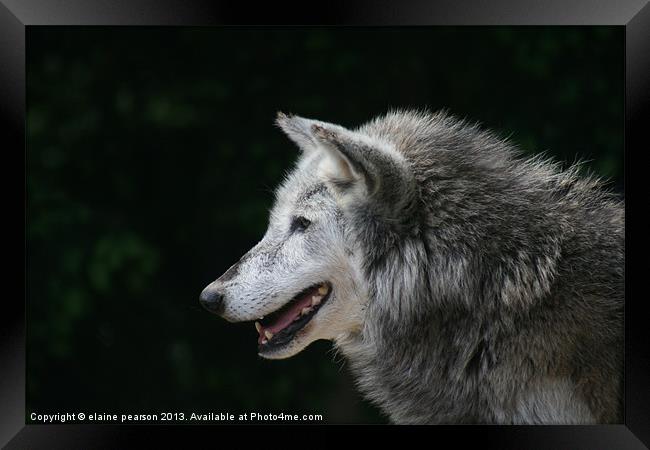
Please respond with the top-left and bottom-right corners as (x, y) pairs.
(200, 110), (596, 361)
(200, 112), (418, 359)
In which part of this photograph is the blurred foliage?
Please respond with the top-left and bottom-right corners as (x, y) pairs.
(27, 27), (623, 423)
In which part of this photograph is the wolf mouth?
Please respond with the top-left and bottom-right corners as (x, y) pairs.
(255, 282), (332, 351)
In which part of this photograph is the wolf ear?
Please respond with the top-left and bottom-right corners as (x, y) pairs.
(276, 112), (362, 187)
(275, 112), (322, 153)
(275, 112), (417, 221)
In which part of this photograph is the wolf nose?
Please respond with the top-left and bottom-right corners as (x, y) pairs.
(199, 286), (225, 315)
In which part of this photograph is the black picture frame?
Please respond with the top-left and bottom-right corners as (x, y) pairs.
(1, 1), (647, 448)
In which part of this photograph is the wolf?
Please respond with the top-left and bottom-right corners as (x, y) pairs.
(200, 110), (624, 424)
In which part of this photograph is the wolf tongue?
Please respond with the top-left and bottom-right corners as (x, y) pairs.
(257, 288), (316, 343)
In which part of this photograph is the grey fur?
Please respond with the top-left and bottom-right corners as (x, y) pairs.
(201, 109), (624, 424)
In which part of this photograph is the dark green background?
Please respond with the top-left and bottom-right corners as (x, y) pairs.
(27, 27), (623, 424)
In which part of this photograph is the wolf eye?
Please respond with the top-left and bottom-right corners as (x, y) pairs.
(290, 216), (311, 233)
